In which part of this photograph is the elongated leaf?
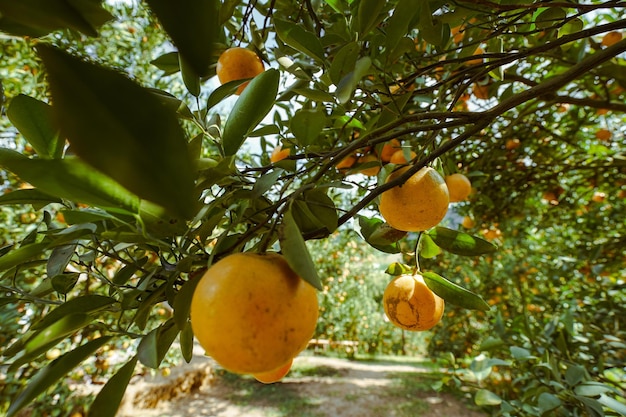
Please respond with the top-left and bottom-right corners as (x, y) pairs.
(428, 227), (497, 256)
(90, 356), (138, 417)
(385, 0), (420, 50)
(538, 392), (562, 413)
(172, 271), (203, 330)
(358, 216), (401, 254)
(0, 149), (140, 213)
(290, 189), (338, 238)
(418, 233), (441, 259)
(144, 0), (217, 77)
(46, 243), (77, 277)
(422, 271), (491, 311)
(598, 394), (626, 416)
(222, 69), (280, 156)
(7, 94), (63, 159)
(278, 210), (322, 290)
(475, 389), (502, 406)
(37, 45), (195, 219)
(0, 241), (49, 273)
(180, 322), (194, 363)
(150, 51), (180, 75)
(356, 0), (386, 36)
(31, 295), (116, 331)
(24, 313), (92, 354)
(0, 189), (62, 207)
(0, 0), (113, 38)
(336, 56), (371, 104)
(7, 336), (112, 417)
(274, 19), (325, 62)
(329, 42), (360, 85)
(290, 109), (326, 146)
(179, 53), (201, 97)
(137, 320), (179, 369)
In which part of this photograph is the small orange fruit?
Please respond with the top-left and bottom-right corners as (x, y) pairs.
(467, 47), (484, 66)
(601, 31), (622, 47)
(357, 154), (381, 176)
(445, 173), (472, 202)
(591, 191), (606, 203)
(383, 274), (445, 331)
(216, 47), (265, 95)
(270, 145), (290, 163)
(389, 149), (417, 165)
(335, 154), (357, 171)
(253, 358), (293, 384)
(380, 139), (402, 162)
(461, 216), (475, 229)
(190, 252), (318, 374)
(379, 166), (449, 232)
(472, 83), (490, 100)
(505, 138), (520, 150)
(595, 128), (612, 141)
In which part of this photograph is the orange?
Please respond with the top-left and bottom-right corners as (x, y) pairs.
(357, 154), (381, 176)
(595, 128), (612, 141)
(216, 47), (265, 95)
(380, 139), (402, 162)
(461, 216), (475, 229)
(379, 166), (449, 232)
(445, 173), (472, 202)
(270, 145), (290, 163)
(505, 138), (520, 150)
(383, 274), (445, 331)
(591, 191), (606, 203)
(253, 358), (293, 384)
(389, 149), (417, 164)
(472, 82), (490, 100)
(467, 47), (484, 66)
(190, 252), (318, 374)
(601, 31), (622, 47)
(335, 154), (357, 171)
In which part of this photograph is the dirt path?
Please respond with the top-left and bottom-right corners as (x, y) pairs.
(118, 353), (487, 417)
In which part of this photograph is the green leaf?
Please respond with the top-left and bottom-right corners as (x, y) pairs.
(356, 0), (386, 36)
(336, 56), (371, 104)
(172, 271), (203, 330)
(47, 243), (78, 277)
(385, 262), (413, 276)
(274, 18), (325, 62)
(144, 0), (218, 77)
(278, 210), (322, 290)
(179, 53), (201, 97)
(538, 392), (562, 414)
(367, 223), (408, 246)
(6, 337), (112, 417)
(290, 189), (338, 237)
(0, 241), (49, 273)
(36, 45), (196, 219)
(31, 295), (116, 331)
(422, 271), (491, 311)
(358, 216), (401, 254)
(510, 346), (536, 360)
(0, 150), (140, 213)
(90, 356), (138, 417)
(427, 227), (497, 256)
(475, 389), (502, 406)
(150, 51), (180, 75)
(7, 95), (63, 159)
(385, 0), (419, 50)
(417, 2), (447, 48)
(24, 313), (92, 354)
(598, 394), (626, 416)
(329, 42), (360, 85)
(535, 7), (566, 30)
(0, 189), (62, 208)
(137, 320), (179, 369)
(0, 0), (113, 38)
(222, 69), (280, 156)
(180, 322), (194, 363)
(290, 109), (326, 146)
(418, 233), (441, 259)
(50, 273), (80, 294)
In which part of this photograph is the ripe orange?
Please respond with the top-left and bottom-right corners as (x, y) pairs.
(357, 153), (381, 176)
(270, 145), (290, 163)
(335, 154), (357, 172)
(461, 216), (475, 229)
(389, 149), (417, 165)
(380, 139), (402, 162)
(601, 31), (622, 47)
(505, 138), (520, 150)
(253, 358), (293, 384)
(472, 83), (490, 100)
(190, 252), (318, 374)
(445, 173), (472, 202)
(379, 166), (449, 232)
(591, 191), (606, 203)
(467, 47), (484, 66)
(383, 274), (445, 331)
(595, 128), (612, 141)
(216, 47), (265, 95)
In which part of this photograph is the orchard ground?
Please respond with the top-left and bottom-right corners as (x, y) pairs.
(116, 350), (487, 417)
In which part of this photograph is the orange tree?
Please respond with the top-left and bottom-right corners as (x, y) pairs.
(0, 1), (625, 416)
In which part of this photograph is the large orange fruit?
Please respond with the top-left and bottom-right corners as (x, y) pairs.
(378, 166), (449, 232)
(216, 47), (265, 95)
(445, 173), (472, 202)
(190, 252), (318, 374)
(383, 274), (444, 331)
(253, 358), (293, 384)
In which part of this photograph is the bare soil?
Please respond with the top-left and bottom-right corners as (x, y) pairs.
(117, 351), (487, 417)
